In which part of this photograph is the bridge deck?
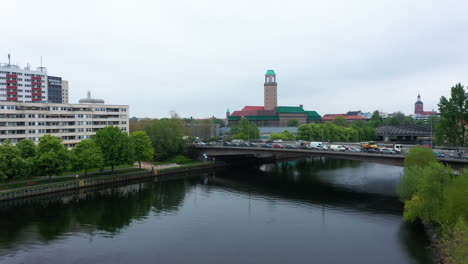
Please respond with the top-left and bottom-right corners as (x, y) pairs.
(196, 146), (468, 169)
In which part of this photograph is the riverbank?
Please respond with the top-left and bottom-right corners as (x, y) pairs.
(0, 162), (224, 201)
(397, 146), (467, 264)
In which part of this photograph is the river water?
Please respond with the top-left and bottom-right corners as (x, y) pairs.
(0, 158), (434, 264)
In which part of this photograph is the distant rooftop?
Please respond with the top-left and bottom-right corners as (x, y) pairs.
(266, 70), (276, 75)
(79, 91), (105, 104)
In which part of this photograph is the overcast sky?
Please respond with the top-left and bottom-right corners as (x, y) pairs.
(2, 0), (468, 118)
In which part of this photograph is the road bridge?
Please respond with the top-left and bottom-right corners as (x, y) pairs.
(196, 146), (468, 170)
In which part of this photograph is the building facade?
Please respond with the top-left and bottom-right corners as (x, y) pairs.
(47, 76), (62, 103)
(0, 64), (47, 102)
(412, 94), (439, 121)
(62, 80), (69, 103)
(0, 101), (129, 147)
(227, 70), (321, 127)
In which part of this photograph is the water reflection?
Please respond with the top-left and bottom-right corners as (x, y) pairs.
(0, 158), (433, 264)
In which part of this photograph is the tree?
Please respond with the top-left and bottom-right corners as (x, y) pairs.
(143, 118), (187, 160)
(437, 83), (468, 146)
(369, 110), (383, 128)
(94, 126), (130, 172)
(36, 135), (70, 180)
(403, 146), (437, 168)
(71, 139), (104, 176)
(0, 140), (27, 180)
(16, 139), (36, 159)
(270, 130), (295, 141)
(287, 119), (299, 127)
(129, 131), (154, 169)
(230, 118), (260, 140)
(332, 116), (347, 127)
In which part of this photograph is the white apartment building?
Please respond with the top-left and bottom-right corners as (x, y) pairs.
(62, 80), (69, 103)
(0, 63), (48, 103)
(0, 101), (129, 147)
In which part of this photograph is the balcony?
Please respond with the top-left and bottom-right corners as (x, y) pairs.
(7, 91), (18, 95)
(6, 80), (17, 84)
(31, 82), (41, 85)
(6, 74), (17, 78)
(32, 87), (42, 91)
(32, 93), (42, 96)
(7, 98), (18, 101)
(6, 86), (17, 89)
(32, 98), (42, 102)
(31, 76), (41, 80)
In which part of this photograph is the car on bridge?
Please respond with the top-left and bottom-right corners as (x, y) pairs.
(285, 144), (298, 149)
(433, 151), (445, 158)
(273, 140), (284, 143)
(380, 149), (397, 154)
(272, 144), (284, 149)
(261, 144), (273, 148)
(330, 145), (346, 151)
(348, 147), (361, 152)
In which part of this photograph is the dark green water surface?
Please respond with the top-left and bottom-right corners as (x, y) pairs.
(0, 158), (434, 264)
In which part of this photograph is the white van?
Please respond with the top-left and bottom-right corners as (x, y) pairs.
(309, 142), (323, 149)
(330, 145), (346, 151)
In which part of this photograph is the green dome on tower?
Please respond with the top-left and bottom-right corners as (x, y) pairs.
(266, 70), (276, 75)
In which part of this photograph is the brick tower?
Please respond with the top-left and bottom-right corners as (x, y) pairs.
(415, 94), (424, 114)
(264, 70), (277, 111)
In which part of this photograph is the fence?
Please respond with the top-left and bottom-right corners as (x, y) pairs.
(0, 163), (224, 201)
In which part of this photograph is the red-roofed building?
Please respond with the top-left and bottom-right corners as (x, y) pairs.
(226, 70), (322, 127)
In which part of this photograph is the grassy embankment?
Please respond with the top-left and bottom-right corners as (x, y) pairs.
(0, 165), (138, 191)
(397, 146), (467, 264)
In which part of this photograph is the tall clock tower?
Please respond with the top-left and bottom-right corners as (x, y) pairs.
(264, 70), (277, 111)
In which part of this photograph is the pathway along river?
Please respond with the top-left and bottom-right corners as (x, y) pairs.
(0, 158), (434, 264)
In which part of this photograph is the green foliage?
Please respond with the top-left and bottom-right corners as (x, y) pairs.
(440, 173), (468, 230)
(230, 118), (260, 140)
(397, 166), (422, 202)
(297, 122), (375, 142)
(16, 139), (36, 159)
(270, 130), (295, 141)
(143, 118), (187, 160)
(442, 218), (468, 264)
(129, 131), (154, 168)
(399, 144), (468, 264)
(0, 140), (28, 180)
(403, 146), (437, 167)
(332, 116), (346, 127)
(94, 126), (130, 171)
(368, 110), (383, 128)
(287, 119), (299, 127)
(437, 83), (468, 146)
(36, 135), (70, 179)
(71, 139), (104, 176)
(403, 162), (452, 223)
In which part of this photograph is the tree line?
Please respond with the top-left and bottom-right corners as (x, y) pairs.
(0, 126), (153, 181)
(129, 113), (194, 161)
(397, 146), (467, 263)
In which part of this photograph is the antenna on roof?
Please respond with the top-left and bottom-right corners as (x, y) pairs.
(40, 56), (42, 71)
(7, 53), (11, 66)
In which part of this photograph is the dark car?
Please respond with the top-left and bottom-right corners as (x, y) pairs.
(239, 142), (249, 147)
(249, 142), (258, 147)
(285, 144), (298, 149)
(272, 144), (284, 149)
(223, 142), (233, 146)
(261, 144), (272, 148)
(433, 152), (445, 158)
(300, 145), (312, 150)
